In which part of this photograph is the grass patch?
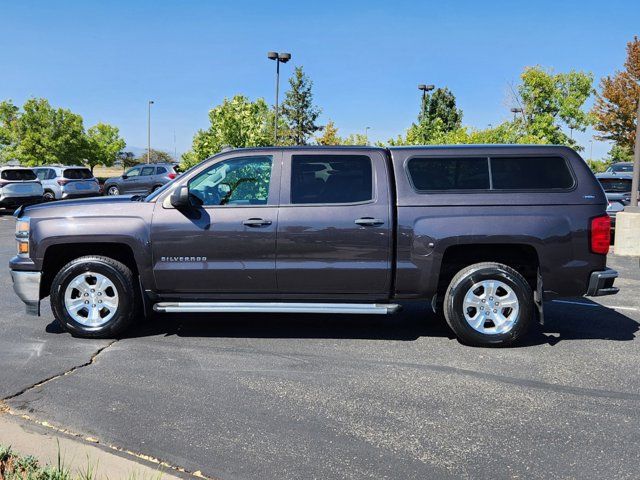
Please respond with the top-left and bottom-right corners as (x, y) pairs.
(0, 443), (165, 480)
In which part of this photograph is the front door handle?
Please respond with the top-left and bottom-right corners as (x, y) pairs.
(355, 217), (385, 227)
(243, 218), (272, 227)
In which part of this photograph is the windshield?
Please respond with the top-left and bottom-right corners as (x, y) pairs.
(609, 163), (633, 173)
(1, 169), (37, 181)
(599, 178), (632, 193)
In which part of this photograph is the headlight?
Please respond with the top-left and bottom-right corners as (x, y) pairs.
(15, 217), (30, 257)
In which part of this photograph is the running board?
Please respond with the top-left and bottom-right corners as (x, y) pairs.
(153, 302), (401, 315)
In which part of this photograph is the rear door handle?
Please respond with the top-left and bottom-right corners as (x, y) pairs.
(243, 218), (272, 227)
(355, 217), (385, 227)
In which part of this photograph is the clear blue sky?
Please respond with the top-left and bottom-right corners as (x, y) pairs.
(1, 0), (638, 159)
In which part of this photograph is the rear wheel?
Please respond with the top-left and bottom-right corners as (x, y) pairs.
(443, 262), (533, 347)
(106, 185), (119, 196)
(50, 255), (138, 338)
(43, 190), (56, 201)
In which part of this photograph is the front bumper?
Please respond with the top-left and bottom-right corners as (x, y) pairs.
(585, 268), (619, 297)
(10, 270), (41, 315)
(0, 196), (43, 208)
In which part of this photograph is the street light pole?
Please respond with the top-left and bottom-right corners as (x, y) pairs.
(418, 84), (435, 120)
(268, 51), (291, 145)
(631, 97), (640, 207)
(510, 107), (523, 122)
(365, 126), (370, 145)
(147, 100), (154, 164)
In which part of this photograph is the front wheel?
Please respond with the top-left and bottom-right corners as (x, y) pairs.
(106, 185), (120, 196)
(443, 262), (533, 347)
(50, 256), (138, 338)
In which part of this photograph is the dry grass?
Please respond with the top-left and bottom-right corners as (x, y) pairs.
(92, 166), (125, 178)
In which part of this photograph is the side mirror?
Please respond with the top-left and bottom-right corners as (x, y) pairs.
(122, 174), (129, 180)
(170, 185), (191, 209)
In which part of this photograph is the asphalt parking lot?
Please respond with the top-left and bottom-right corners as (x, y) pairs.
(0, 214), (639, 479)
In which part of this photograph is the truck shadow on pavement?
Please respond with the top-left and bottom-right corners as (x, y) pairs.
(45, 298), (636, 347)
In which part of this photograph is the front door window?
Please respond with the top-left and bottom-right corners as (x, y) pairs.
(189, 156), (273, 206)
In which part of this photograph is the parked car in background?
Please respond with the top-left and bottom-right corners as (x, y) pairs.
(32, 166), (100, 201)
(596, 172), (635, 232)
(103, 163), (177, 196)
(0, 167), (43, 210)
(604, 162), (633, 174)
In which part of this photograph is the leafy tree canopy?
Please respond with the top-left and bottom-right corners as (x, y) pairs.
(86, 123), (126, 171)
(592, 36), (640, 156)
(182, 95), (271, 169)
(137, 148), (174, 164)
(280, 66), (321, 145)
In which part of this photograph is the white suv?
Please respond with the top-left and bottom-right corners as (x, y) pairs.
(32, 166), (100, 201)
(0, 167), (44, 209)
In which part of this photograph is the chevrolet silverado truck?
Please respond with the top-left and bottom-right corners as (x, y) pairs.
(9, 145), (618, 346)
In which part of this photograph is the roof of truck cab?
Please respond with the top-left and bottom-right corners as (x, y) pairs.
(219, 144), (576, 154)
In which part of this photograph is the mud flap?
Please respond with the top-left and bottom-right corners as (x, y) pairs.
(534, 269), (544, 325)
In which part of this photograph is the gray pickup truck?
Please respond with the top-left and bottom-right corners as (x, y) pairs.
(9, 145), (618, 346)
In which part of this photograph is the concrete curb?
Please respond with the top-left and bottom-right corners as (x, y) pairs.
(0, 412), (190, 479)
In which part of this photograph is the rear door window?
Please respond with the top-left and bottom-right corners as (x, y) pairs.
(598, 178), (632, 193)
(1, 169), (37, 181)
(63, 168), (93, 180)
(34, 169), (49, 181)
(490, 156), (574, 190)
(156, 166), (167, 174)
(291, 155), (373, 204)
(407, 157), (490, 191)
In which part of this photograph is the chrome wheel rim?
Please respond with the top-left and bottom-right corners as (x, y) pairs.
(64, 272), (119, 327)
(462, 280), (519, 335)
(108, 186), (119, 195)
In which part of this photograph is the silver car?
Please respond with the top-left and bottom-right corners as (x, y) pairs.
(104, 163), (178, 196)
(0, 167), (44, 210)
(32, 166), (101, 201)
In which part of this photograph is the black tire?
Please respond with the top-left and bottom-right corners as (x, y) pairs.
(50, 255), (138, 338)
(443, 262), (533, 347)
(43, 190), (56, 201)
(151, 184), (163, 192)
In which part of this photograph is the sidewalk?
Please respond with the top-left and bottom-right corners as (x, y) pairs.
(0, 411), (189, 479)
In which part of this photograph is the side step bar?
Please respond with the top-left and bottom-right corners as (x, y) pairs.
(153, 302), (401, 315)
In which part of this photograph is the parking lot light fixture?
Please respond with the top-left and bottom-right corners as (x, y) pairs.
(148, 100), (154, 164)
(510, 107), (523, 122)
(268, 51), (292, 144)
(418, 84), (435, 118)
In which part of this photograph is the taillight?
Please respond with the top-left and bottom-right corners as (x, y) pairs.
(590, 215), (611, 255)
(167, 173), (177, 180)
(57, 179), (70, 186)
(0, 181), (8, 188)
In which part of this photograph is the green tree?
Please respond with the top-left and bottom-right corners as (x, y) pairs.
(343, 133), (368, 145)
(392, 87), (463, 145)
(117, 151), (137, 169)
(280, 66), (321, 145)
(137, 148), (174, 164)
(419, 87), (462, 133)
(514, 66), (594, 148)
(182, 95), (271, 169)
(1, 98), (89, 166)
(86, 123), (126, 172)
(0, 100), (19, 156)
(316, 120), (341, 145)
